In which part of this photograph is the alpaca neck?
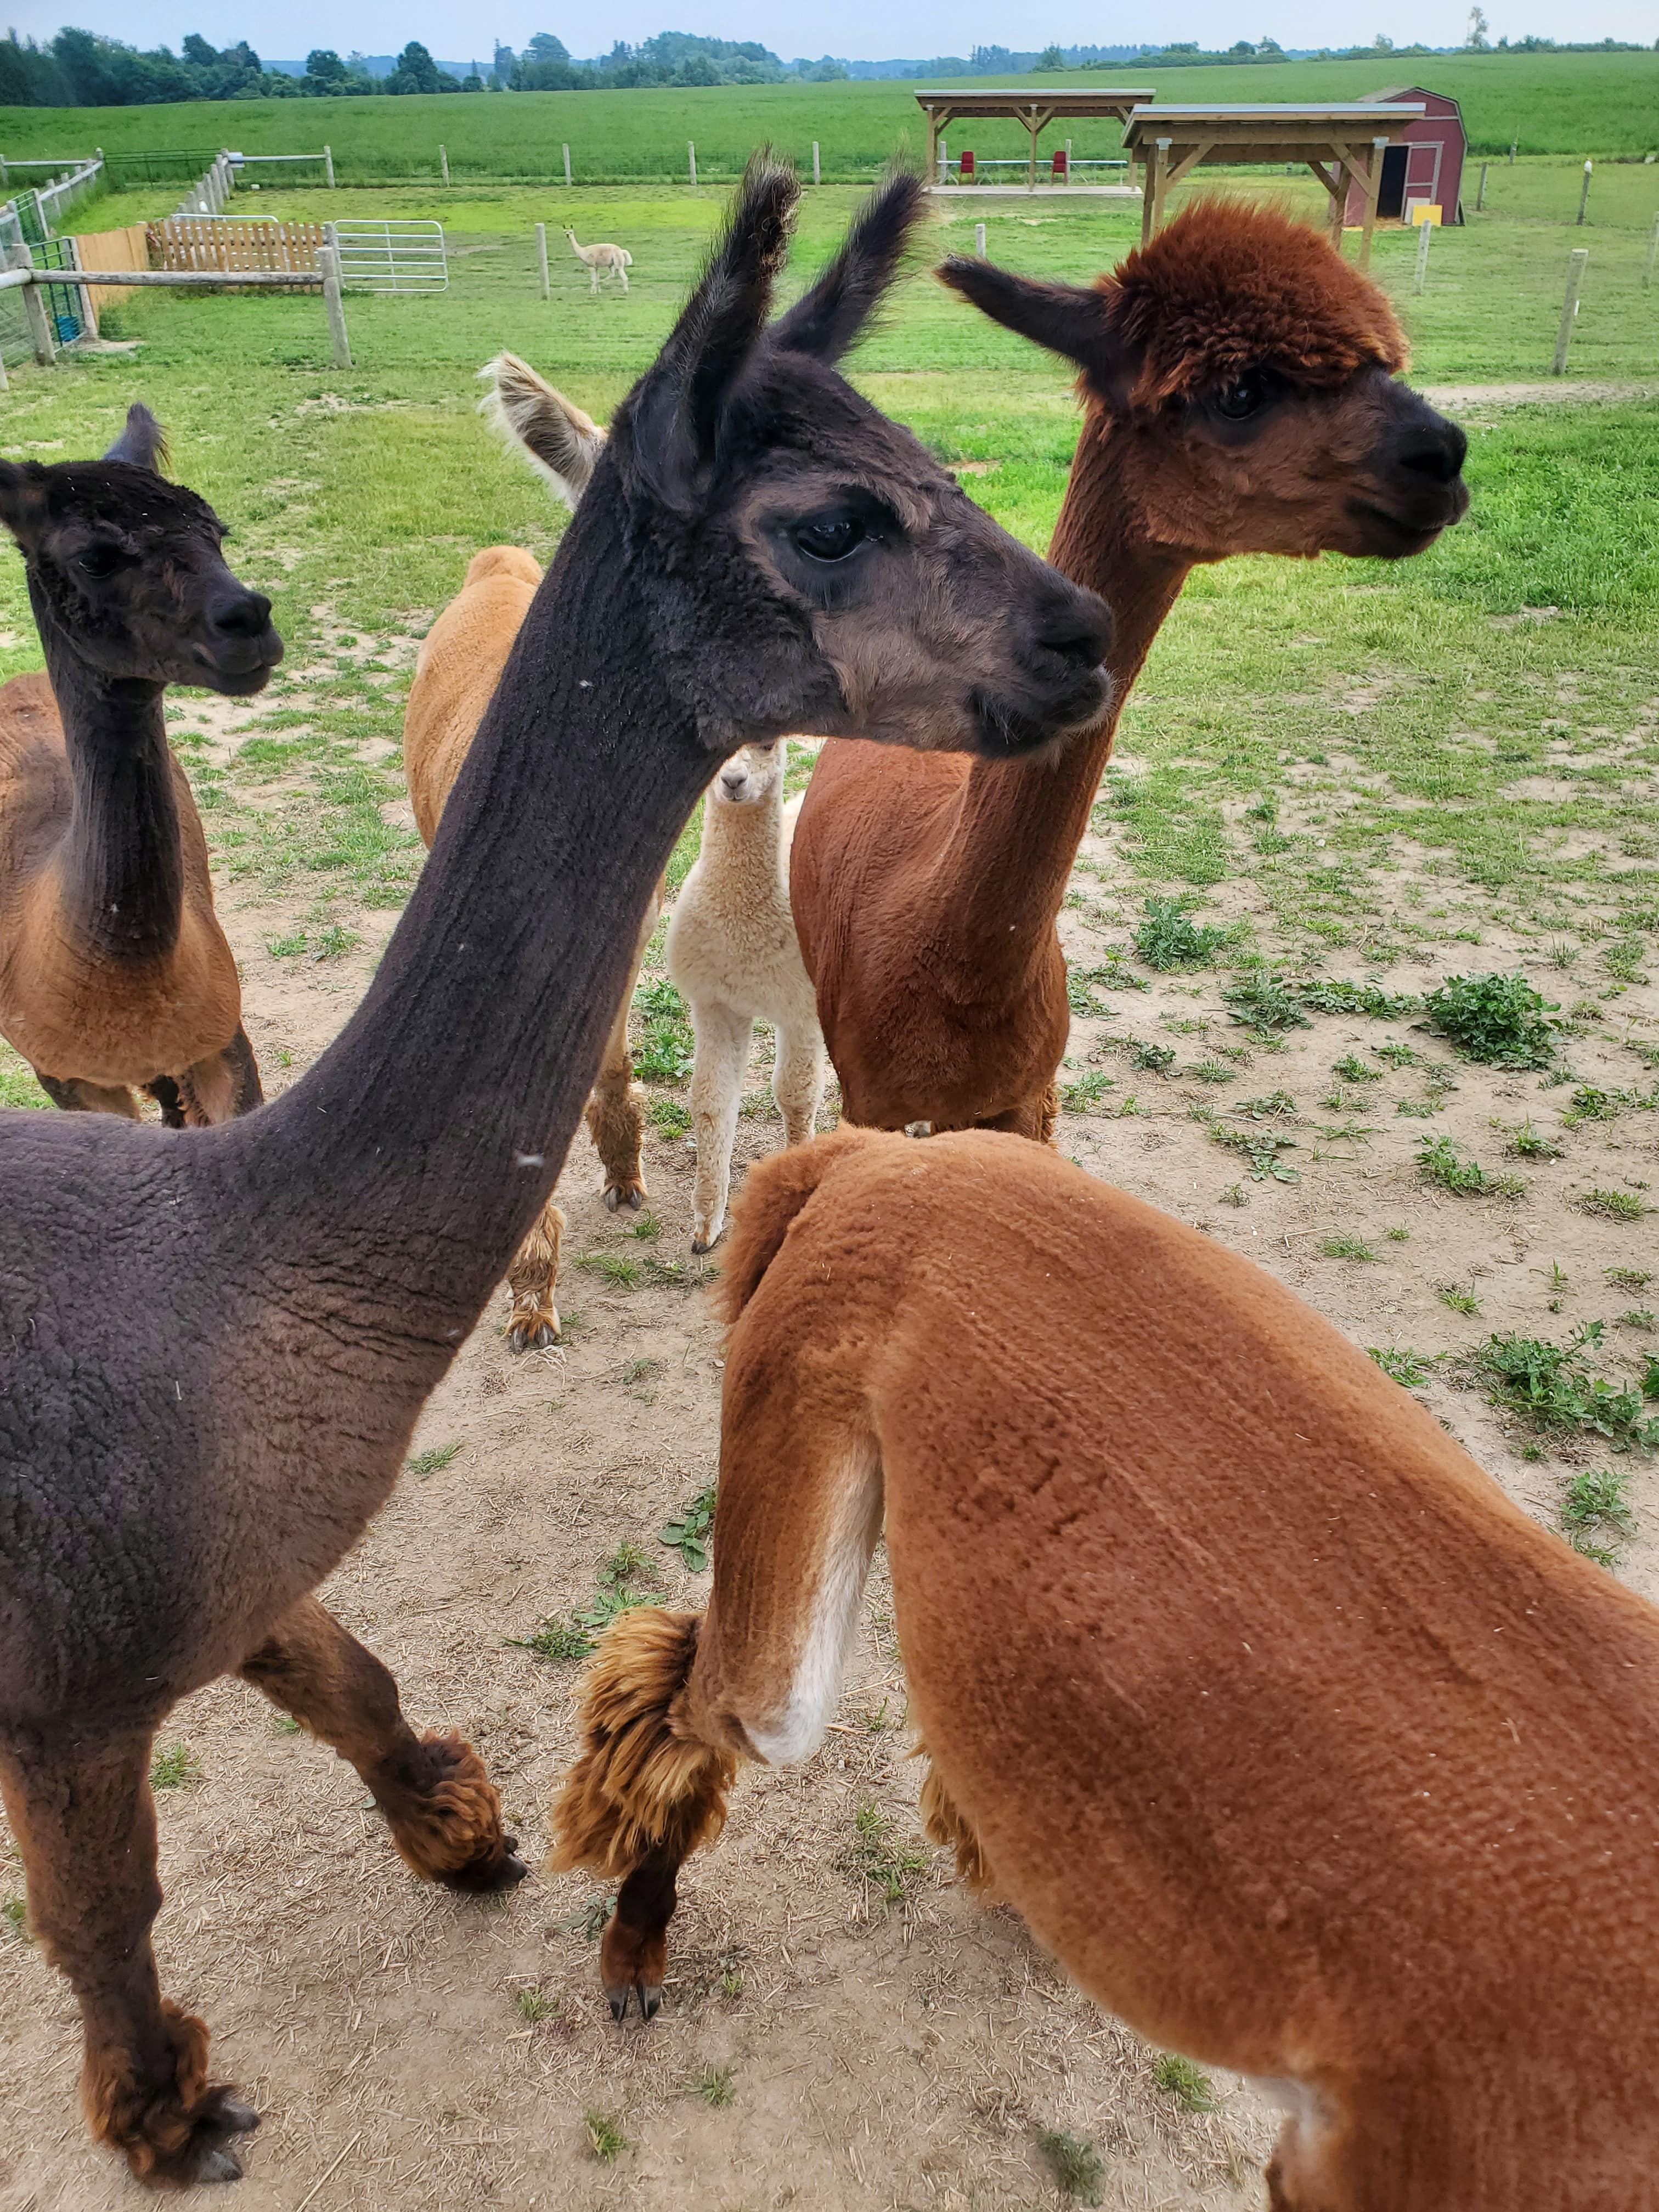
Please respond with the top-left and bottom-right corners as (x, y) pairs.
(943, 410), (1192, 984)
(701, 772), (787, 898)
(243, 473), (716, 1356)
(38, 614), (183, 963)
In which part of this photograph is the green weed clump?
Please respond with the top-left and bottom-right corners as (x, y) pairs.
(1422, 973), (1561, 1069)
(406, 1442), (459, 1476)
(1321, 1234), (1376, 1261)
(1130, 1041), (1177, 1074)
(648, 1096), (692, 1140)
(149, 1744), (199, 1791)
(1471, 1323), (1659, 1451)
(1059, 1068), (1116, 1113)
(1153, 2052), (1217, 2113)
(512, 1545), (666, 1663)
(1036, 2129), (1105, 2207)
(659, 1483), (716, 1571)
(1559, 1467), (1636, 1566)
(583, 2109), (627, 2163)
(838, 1803), (928, 1903)
(634, 976), (695, 1084)
(1131, 897), (1230, 971)
(1369, 1346), (1433, 1386)
(1506, 1118), (1562, 1159)
(1415, 1135), (1525, 1199)
(1210, 1122), (1300, 1183)
(1575, 1188), (1651, 1222)
(1222, 974), (1312, 1035)
(1291, 978), (1419, 1020)
(1331, 1054), (1383, 1084)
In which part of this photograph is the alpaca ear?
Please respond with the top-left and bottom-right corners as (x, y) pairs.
(479, 353), (606, 511)
(0, 460), (47, 541)
(769, 168), (926, 365)
(937, 259), (1141, 409)
(103, 404), (170, 474)
(629, 151), (798, 509)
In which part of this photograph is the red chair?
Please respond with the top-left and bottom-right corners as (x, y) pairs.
(959, 149), (975, 180)
(1051, 148), (1069, 181)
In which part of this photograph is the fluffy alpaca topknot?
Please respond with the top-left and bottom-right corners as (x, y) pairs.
(1105, 200), (1409, 407)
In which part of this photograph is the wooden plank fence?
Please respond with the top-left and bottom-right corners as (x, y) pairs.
(70, 222), (147, 318)
(146, 217), (325, 277)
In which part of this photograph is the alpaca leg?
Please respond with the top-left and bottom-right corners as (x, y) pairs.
(590, 266), (599, 295)
(0, 1731), (259, 2186)
(33, 1070), (141, 1118)
(174, 1027), (265, 1126)
(145, 1074), (188, 1127)
(617, 266), (629, 293)
(240, 1594), (528, 1892)
(689, 1000), (751, 1253)
(506, 1197), (566, 1353)
(771, 1017), (826, 1149)
(585, 892), (658, 1212)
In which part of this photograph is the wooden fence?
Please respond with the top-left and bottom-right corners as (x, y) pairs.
(70, 222), (147, 318)
(146, 217), (325, 276)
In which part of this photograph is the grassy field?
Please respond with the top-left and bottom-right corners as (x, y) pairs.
(2, 49), (1658, 183)
(2, 167), (1657, 2212)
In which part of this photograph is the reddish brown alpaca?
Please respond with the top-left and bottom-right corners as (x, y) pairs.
(791, 205), (1469, 1137)
(554, 1125), (1659, 2210)
(0, 408), (280, 1124)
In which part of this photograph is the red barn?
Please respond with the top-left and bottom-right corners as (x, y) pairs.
(1343, 84), (1466, 227)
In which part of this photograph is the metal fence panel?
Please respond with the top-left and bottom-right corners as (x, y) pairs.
(327, 219), (447, 293)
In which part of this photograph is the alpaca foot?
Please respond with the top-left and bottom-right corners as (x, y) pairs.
(600, 1917), (667, 2024)
(88, 2002), (259, 2188)
(507, 1291), (561, 1353)
(380, 1734), (530, 1892)
(690, 1218), (724, 1256)
(604, 1179), (647, 1214)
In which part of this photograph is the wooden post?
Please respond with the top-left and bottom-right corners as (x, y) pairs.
(812, 140), (820, 186)
(939, 136), (947, 183)
(66, 234), (95, 339)
(439, 144), (449, 187)
(563, 143), (572, 186)
(1577, 159), (1592, 225)
(1026, 112), (1039, 194)
(1357, 137), (1387, 269)
(1551, 246), (1588, 375)
(1508, 137), (1516, 164)
(688, 141), (697, 187)
(923, 105), (938, 189)
(1476, 160), (1488, 211)
(974, 221), (986, 256)
(535, 221), (549, 299)
(319, 240), (351, 368)
(9, 245), (55, 365)
(1413, 215), (1432, 294)
(324, 144), (335, 190)
(1644, 211), (1659, 289)
(1142, 138), (1171, 244)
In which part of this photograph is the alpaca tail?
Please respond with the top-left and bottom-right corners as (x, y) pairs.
(549, 1608), (735, 1880)
(715, 1125), (881, 1325)
(620, 249), (633, 266)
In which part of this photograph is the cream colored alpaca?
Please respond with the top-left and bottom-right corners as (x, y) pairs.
(566, 228), (631, 294)
(665, 738), (825, 1253)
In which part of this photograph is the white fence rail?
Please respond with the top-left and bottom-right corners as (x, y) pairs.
(34, 157), (103, 235)
(326, 218), (447, 292)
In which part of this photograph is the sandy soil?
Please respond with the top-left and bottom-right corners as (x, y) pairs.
(2, 693), (1656, 2212)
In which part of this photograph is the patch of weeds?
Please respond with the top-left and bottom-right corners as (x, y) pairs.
(1386, 1225), (1410, 1243)
(1471, 1324), (1659, 1451)
(149, 1744), (199, 1791)
(407, 1442), (459, 1476)
(1152, 2052), (1217, 2114)
(266, 922), (360, 962)
(1618, 1309), (1656, 1331)
(1074, 953), (1149, 994)
(838, 1802), (928, 1904)
(1189, 1058), (1236, 1084)
(1331, 1054), (1383, 1084)
(515, 1987), (558, 2024)
(1415, 1136), (1524, 1200)
(1321, 1234), (1376, 1261)
(623, 1213), (662, 1241)
(1222, 974), (1312, 1035)
(1559, 1467), (1636, 1566)
(1036, 2129), (1104, 2208)
(1602, 935), (1649, 986)
(1066, 966), (1110, 1017)
(648, 1096), (692, 1140)
(272, 1713), (302, 1734)
(511, 1615), (594, 1663)
(1575, 1189), (1650, 1222)
(1423, 973), (1561, 1070)
(1132, 896), (1230, 971)
(1370, 1346), (1434, 1387)
(514, 1548), (667, 1663)
(1607, 1268), (1654, 1292)
(1211, 1124), (1300, 1183)
(583, 2109), (627, 2163)
(1130, 1041), (1176, 1075)
(1292, 978), (1419, 1019)
(1438, 1283), (1483, 1315)
(1220, 1182), (1248, 1206)
(1395, 1098), (1436, 1119)
(1059, 1068), (1116, 1114)
(576, 1252), (644, 1288)
(2, 1894), (28, 1939)
(1564, 1085), (1617, 1125)
(720, 1959), (744, 2000)
(1235, 1090), (1297, 1120)
(660, 1483), (716, 1572)
(634, 976), (695, 1085)
(693, 2064), (736, 2109)
(1507, 1119), (1562, 1160)
(1373, 1040), (1421, 1069)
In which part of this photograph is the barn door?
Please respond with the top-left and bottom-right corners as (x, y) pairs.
(1378, 145), (1408, 219)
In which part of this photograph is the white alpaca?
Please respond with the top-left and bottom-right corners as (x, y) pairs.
(666, 739), (826, 1254)
(566, 228), (632, 294)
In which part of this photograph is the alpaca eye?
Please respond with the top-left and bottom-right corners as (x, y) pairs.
(792, 511), (867, 563)
(77, 543), (124, 580)
(1213, 372), (1269, 422)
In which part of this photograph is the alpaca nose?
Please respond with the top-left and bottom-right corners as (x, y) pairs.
(211, 589), (273, 637)
(720, 770), (747, 798)
(1035, 580), (1113, 671)
(1396, 415), (1468, 485)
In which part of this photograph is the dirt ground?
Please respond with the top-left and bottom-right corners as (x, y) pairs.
(2, 690), (1656, 2212)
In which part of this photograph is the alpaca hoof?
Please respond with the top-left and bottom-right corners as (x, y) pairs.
(604, 1181), (647, 1214)
(148, 2087), (260, 2188)
(690, 1226), (721, 1256)
(507, 1307), (561, 1354)
(603, 1977), (662, 2024)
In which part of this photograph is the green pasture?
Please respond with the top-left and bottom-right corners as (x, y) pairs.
(2, 49), (1658, 183)
(0, 175), (1655, 1115)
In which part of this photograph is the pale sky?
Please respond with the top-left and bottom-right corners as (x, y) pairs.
(11, 0), (1650, 63)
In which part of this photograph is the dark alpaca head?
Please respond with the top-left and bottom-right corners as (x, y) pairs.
(589, 157), (1112, 759)
(0, 405), (284, 698)
(940, 201), (1469, 564)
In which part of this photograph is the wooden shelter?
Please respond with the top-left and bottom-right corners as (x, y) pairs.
(1121, 101), (1424, 265)
(913, 87), (1153, 193)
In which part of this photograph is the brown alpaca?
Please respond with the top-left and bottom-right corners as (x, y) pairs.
(554, 1124), (1659, 2209)
(0, 407), (280, 1124)
(404, 356), (656, 1347)
(2, 166), (1111, 2188)
(791, 204), (1469, 1138)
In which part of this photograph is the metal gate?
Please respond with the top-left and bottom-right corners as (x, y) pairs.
(325, 219), (448, 293)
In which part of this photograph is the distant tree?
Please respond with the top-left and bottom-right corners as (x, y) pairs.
(1230, 38), (1255, 53)
(524, 31), (569, 62)
(305, 46), (348, 83)
(181, 32), (218, 65)
(1034, 42), (1065, 67)
(386, 39), (442, 91)
(1257, 32), (1284, 49)
(1372, 30), (1395, 46)
(1465, 4), (1491, 44)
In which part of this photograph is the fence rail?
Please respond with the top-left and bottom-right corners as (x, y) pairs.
(149, 216), (326, 275)
(327, 218), (447, 292)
